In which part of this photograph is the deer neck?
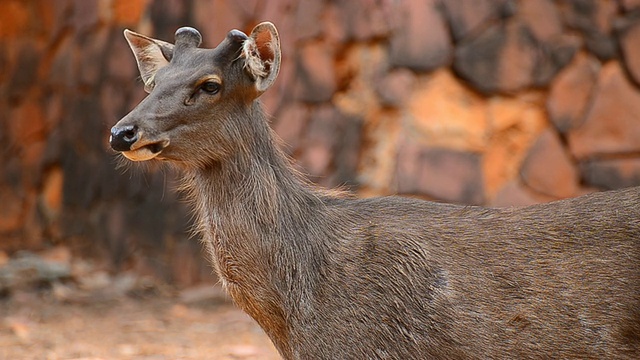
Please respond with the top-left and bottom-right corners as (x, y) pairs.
(179, 105), (324, 355)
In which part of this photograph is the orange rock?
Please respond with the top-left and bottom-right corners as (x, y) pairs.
(405, 69), (488, 152)
(293, 40), (337, 103)
(112, 0), (150, 26)
(620, 22), (640, 86)
(547, 52), (599, 133)
(569, 61), (640, 159)
(358, 110), (402, 195)
(0, 188), (24, 233)
(483, 93), (547, 200)
(41, 166), (64, 219)
(0, 0), (29, 38)
(334, 43), (388, 117)
(520, 128), (579, 199)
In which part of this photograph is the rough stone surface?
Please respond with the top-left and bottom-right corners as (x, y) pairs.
(453, 24), (506, 93)
(491, 181), (554, 208)
(519, 0), (563, 43)
(405, 70), (488, 151)
(483, 93), (548, 199)
(547, 52), (600, 133)
(3, 0), (640, 284)
(358, 110), (402, 195)
(621, 0), (640, 11)
(569, 61), (640, 159)
(389, 0), (452, 72)
(325, 0), (393, 42)
(376, 68), (416, 107)
(334, 43), (389, 117)
(396, 142), (485, 205)
(520, 129), (579, 199)
(441, 0), (507, 41)
(272, 103), (310, 154)
(580, 158), (640, 190)
(293, 40), (337, 103)
(558, 0), (618, 60)
(620, 21), (640, 86)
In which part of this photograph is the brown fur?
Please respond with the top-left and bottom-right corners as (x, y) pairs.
(110, 23), (640, 359)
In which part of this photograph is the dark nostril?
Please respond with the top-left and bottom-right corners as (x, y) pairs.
(110, 125), (139, 151)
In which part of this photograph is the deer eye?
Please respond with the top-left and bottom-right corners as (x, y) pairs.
(201, 81), (221, 95)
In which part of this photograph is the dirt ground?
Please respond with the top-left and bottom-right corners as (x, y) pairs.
(0, 289), (280, 360)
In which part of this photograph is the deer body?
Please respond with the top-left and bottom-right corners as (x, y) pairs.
(110, 23), (640, 359)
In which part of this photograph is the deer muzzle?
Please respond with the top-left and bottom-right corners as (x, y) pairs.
(110, 124), (170, 161)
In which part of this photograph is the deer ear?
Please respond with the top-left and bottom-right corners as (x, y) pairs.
(242, 22), (281, 95)
(124, 29), (174, 93)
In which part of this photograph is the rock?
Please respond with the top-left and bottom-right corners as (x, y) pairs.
(0, 251), (71, 292)
(396, 140), (485, 205)
(532, 33), (582, 87)
(40, 165), (64, 221)
(620, 0), (640, 11)
(0, 251), (7, 267)
(335, 43), (388, 116)
(491, 181), (551, 207)
(453, 22), (515, 93)
(389, 0), (452, 72)
(40, 246), (71, 264)
(299, 106), (341, 183)
(520, 128), (579, 198)
(546, 52), (599, 133)
(483, 93), (548, 198)
(192, 0), (246, 48)
(335, 43), (388, 120)
(71, 0), (101, 31)
(558, 0), (618, 60)
(0, 188), (25, 233)
(293, 0), (323, 40)
(405, 70), (488, 151)
(273, 103), (310, 153)
(579, 158), (640, 190)
(357, 111), (403, 196)
(331, 115), (362, 188)
(619, 21), (640, 86)
(568, 61), (640, 159)
(8, 42), (41, 101)
(293, 40), (337, 103)
(518, 0), (562, 43)
(179, 284), (228, 305)
(455, 11), (580, 94)
(0, 0), (30, 38)
(112, 0), (150, 26)
(47, 32), (76, 88)
(78, 270), (111, 291)
(324, 0), (392, 42)
(376, 68), (416, 107)
(441, 0), (509, 41)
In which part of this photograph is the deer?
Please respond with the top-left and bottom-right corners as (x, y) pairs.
(109, 22), (640, 359)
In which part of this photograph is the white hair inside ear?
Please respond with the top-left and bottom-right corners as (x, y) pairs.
(241, 22), (281, 94)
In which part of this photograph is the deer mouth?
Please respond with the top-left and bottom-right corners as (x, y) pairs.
(122, 139), (170, 161)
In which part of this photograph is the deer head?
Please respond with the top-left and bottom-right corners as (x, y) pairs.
(109, 22), (281, 167)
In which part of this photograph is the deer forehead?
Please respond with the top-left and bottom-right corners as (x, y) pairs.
(154, 49), (236, 85)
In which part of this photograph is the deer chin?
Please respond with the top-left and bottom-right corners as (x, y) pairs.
(122, 139), (170, 161)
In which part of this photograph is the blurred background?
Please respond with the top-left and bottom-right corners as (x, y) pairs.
(2, 0), (640, 358)
(0, 0), (640, 285)
(2, 0), (640, 298)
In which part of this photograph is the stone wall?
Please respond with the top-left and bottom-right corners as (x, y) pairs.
(2, 0), (640, 284)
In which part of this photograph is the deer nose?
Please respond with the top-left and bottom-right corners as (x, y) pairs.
(110, 125), (139, 151)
